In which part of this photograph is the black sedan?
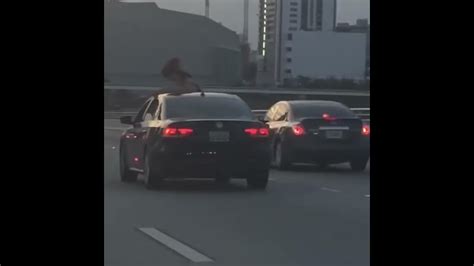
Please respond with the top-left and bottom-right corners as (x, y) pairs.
(265, 100), (370, 171)
(119, 92), (271, 189)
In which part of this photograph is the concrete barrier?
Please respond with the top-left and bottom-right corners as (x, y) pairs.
(105, 108), (370, 122)
(105, 87), (370, 111)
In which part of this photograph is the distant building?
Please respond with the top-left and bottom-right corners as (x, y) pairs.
(335, 19), (370, 79)
(250, 50), (258, 62)
(258, 0), (368, 85)
(366, 27), (370, 79)
(356, 18), (369, 28)
(104, 1), (241, 86)
(299, 0), (337, 32)
(335, 19), (369, 33)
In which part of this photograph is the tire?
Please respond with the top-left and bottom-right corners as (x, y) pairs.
(120, 147), (138, 183)
(247, 170), (269, 190)
(350, 158), (369, 172)
(274, 141), (291, 170)
(143, 154), (164, 190)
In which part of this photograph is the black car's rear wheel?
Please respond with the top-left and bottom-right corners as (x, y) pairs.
(350, 157), (369, 172)
(247, 170), (269, 190)
(274, 141), (291, 170)
(143, 155), (164, 190)
(120, 147), (138, 182)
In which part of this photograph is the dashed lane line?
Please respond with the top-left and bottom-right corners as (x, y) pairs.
(138, 227), (214, 263)
(320, 187), (341, 193)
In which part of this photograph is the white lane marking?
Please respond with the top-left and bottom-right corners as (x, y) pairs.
(321, 187), (341, 193)
(112, 146), (116, 149)
(365, 194), (370, 198)
(138, 227), (214, 263)
(269, 178), (277, 182)
(104, 127), (126, 131)
(129, 167), (144, 173)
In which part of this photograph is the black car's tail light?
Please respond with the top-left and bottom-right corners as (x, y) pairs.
(361, 124), (370, 136)
(244, 128), (269, 137)
(291, 124), (306, 136)
(322, 113), (336, 121)
(162, 127), (194, 137)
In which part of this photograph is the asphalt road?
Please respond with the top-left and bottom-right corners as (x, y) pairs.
(104, 119), (370, 266)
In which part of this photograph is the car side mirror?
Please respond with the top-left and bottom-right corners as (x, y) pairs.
(120, 116), (133, 125)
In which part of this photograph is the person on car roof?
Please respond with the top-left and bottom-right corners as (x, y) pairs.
(160, 57), (204, 96)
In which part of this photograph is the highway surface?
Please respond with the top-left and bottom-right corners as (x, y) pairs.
(104, 119), (370, 266)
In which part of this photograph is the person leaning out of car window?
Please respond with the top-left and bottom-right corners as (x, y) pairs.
(160, 57), (204, 96)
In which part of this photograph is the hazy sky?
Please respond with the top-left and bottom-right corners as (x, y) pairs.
(123, 0), (370, 49)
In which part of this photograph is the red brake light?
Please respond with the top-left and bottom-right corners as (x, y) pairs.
(178, 128), (194, 136)
(244, 128), (258, 135)
(362, 124), (370, 136)
(322, 113), (336, 121)
(163, 127), (193, 137)
(292, 124), (306, 136)
(259, 128), (269, 136)
(244, 127), (269, 137)
(163, 128), (177, 136)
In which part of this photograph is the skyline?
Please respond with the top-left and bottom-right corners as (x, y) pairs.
(122, 0), (370, 49)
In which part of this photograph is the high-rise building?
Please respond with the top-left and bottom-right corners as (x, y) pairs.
(336, 19), (369, 33)
(258, 0), (368, 86)
(300, 0), (336, 31)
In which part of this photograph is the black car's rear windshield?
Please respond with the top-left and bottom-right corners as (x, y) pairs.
(163, 96), (253, 120)
(291, 103), (356, 119)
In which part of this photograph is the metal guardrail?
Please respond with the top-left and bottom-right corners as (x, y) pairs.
(104, 85), (370, 97)
(350, 108), (370, 122)
(104, 111), (136, 119)
(105, 108), (370, 121)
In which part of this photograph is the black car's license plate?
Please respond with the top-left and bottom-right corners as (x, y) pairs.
(209, 131), (230, 142)
(325, 130), (343, 139)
